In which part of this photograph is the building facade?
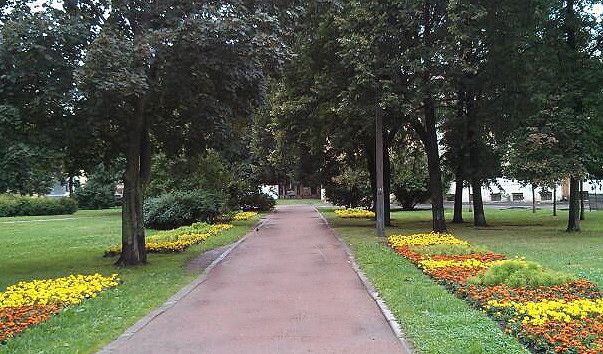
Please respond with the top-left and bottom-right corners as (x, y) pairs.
(448, 178), (603, 203)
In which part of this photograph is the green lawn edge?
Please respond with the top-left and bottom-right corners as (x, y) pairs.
(320, 209), (529, 354)
(0, 209), (261, 353)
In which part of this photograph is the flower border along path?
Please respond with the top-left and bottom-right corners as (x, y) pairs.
(335, 208), (375, 219)
(388, 232), (603, 353)
(103, 223), (233, 256)
(103, 211), (256, 256)
(0, 274), (120, 342)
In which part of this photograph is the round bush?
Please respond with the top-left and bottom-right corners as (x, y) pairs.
(468, 259), (576, 288)
(236, 191), (275, 211)
(143, 190), (224, 230)
(74, 183), (116, 210)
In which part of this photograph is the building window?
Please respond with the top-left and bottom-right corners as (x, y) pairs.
(446, 194), (455, 201)
(512, 193), (524, 201)
(491, 193), (502, 202)
(540, 191), (552, 201)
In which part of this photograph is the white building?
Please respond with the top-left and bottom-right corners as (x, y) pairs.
(46, 176), (87, 197)
(449, 178), (603, 203)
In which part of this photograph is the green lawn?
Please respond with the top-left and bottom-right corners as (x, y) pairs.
(276, 198), (328, 206)
(322, 208), (603, 354)
(0, 209), (259, 353)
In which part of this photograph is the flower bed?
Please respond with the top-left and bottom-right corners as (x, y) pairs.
(104, 223), (233, 257)
(0, 274), (119, 342)
(388, 232), (603, 353)
(334, 209), (375, 219)
(233, 211), (258, 221)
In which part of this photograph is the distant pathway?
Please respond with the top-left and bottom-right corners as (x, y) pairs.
(101, 205), (410, 353)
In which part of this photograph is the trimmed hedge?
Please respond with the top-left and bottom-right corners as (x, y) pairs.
(143, 190), (224, 230)
(0, 195), (78, 217)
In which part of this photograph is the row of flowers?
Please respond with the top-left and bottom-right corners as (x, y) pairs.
(387, 232), (603, 353)
(0, 274), (120, 342)
(232, 211), (259, 221)
(334, 209), (375, 219)
(104, 223), (233, 256)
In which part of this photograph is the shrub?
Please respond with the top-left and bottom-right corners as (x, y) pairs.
(409, 244), (487, 256)
(392, 176), (431, 211)
(143, 190), (224, 230)
(0, 195), (77, 217)
(74, 164), (120, 210)
(74, 182), (116, 210)
(324, 167), (372, 209)
(468, 259), (576, 288)
(235, 191), (275, 211)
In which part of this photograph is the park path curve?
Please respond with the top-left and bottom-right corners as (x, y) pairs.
(102, 205), (410, 354)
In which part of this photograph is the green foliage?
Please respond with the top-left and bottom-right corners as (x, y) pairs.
(325, 166), (372, 209)
(391, 138), (431, 210)
(0, 143), (61, 196)
(147, 151), (242, 197)
(143, 190), (225, 230)
(74, 165), (119, 210)
(409, 244), (487, 256)
(0, 2), (105, 195)
(0, 195), (77, 217)
(468, 259), (576, 288)
(74, 184), (116, 210)
(146, 222), (214, 242)
(234, 191), (276, 212)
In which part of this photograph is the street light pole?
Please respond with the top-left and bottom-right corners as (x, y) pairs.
(375, 106), (385, 238)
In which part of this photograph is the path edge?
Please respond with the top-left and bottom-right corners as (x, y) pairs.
(314, 207), (414, 354)
(97, 216), (269, 354)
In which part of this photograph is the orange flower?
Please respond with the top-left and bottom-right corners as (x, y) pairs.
(0, 305), (61, 342)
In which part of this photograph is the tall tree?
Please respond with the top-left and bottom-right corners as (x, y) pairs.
(0, 1), (104, 195)
(509, 0), (603, 232)
(79, 1), (291, 265)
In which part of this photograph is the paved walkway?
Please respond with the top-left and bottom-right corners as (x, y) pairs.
(102, 205), (410, 354)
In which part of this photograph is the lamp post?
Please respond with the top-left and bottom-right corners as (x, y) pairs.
(375, 106), (385, 238)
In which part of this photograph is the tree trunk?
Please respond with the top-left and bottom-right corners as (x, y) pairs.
(452, 177), (464, 223)
(383, 140), (391, 226)
(566, 177), (581, 232)
(579, 179), (585, 220)
(116, 100), (150, 266)
(532, 185), (536, 214)
(471, 178), (486, 226)
(424, 99), (447, 232)
(553, 187), (557, 216)
(68, 176), (74, 197)
(365, 140), (377, 214)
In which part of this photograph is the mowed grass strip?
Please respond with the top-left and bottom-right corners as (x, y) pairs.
(321, 208), (603, 354)
(0, 208), (259, 353)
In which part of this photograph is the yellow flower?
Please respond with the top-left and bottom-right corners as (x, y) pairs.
(388, 232), (468, 247)
(486, 298), (603, 326)
(335, 209), (375, 219)
(0, 274), (120, 309)
(105, 223), (234, 256)
(233, 211), (258, 221)
(418, 258), (489, 269)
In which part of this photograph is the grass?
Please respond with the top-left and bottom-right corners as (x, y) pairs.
(322, 208), (603, 354)
(276, 198), (328, 206)
(0, 208), (259, 353)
